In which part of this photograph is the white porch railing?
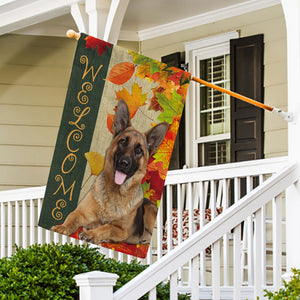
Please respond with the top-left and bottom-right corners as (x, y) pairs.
(111, 161), (297, 300)
(0, 156), (294, 299)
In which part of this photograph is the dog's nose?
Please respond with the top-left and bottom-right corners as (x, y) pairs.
(117, 156), (132, 172)
(120, 159), (129, 168)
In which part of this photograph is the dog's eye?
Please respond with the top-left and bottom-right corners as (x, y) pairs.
(135, 147), (143, 156)
(119, 137), (128, 146)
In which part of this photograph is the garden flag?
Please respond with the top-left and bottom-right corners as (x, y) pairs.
(38, 33), (191, 258)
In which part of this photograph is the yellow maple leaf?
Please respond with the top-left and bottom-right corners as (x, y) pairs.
(115, 82), (147, 118)
(85, 152), (105, 176)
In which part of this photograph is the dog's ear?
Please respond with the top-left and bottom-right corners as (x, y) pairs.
(146, 123), (169, 156)
(112, 99), (131, 136)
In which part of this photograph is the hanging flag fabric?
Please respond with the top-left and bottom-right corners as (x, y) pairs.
(38, 33), (191, 258)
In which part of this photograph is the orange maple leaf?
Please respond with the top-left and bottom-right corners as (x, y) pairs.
(115, 83), (147, 118)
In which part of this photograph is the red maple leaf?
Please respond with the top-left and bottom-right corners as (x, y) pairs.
(85, 36), (112, 56)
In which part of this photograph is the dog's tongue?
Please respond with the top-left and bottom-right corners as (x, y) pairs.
(115, 170), (127, 185)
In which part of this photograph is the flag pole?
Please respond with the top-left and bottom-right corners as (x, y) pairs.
(191, 76), (293, 122)
(65, 29), (293, 122)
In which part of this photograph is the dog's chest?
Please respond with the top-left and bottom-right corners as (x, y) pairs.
(92, 176), (143, 223)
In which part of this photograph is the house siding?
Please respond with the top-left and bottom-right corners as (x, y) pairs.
(0, 35), (139, 191)
(140, 4), (288, 161)
(0, 5), (286, 190)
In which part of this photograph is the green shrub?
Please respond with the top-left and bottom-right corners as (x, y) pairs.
(0, 243), (190, 300)
(264, 268), (300, 299)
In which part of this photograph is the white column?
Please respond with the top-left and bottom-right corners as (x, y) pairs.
(281, 0), (300, 272)
(73, 271), (119, 300)
(85, 0), (110, 39)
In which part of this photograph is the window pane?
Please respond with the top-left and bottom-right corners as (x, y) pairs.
(199, 54), (230, 138)
(198, 140), (230, 167)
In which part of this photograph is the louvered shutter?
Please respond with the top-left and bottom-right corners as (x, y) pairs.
(230, 34), (264, 162)
(161, 52), (186, 169)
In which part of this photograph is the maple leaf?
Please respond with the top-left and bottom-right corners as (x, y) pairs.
(156, 91), (184, 123)
(135, 63), (151, 81)
(115, 83), (147, 118)
(149, 95), (163, 111)
(85, 36), (112, 56)
(180, 71), (192, 85)
(106, 62), (135, 85)
(168, 70), (185, 85)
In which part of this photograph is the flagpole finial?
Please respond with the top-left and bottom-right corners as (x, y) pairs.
(66, 30), (80, 40)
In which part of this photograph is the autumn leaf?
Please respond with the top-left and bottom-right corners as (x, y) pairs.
(149, 95), (163, 111)
(85, 151), (105, 176)
(115, 83), (147, 118)
(168, 70), (185, 85)
(85, 36), (112, 56)
(135, 63), (151, 81)
(156, 91), (184, 123)
(107, 111), (115, 134)
(106, 62), (135, 85)
(180, 71), (192, 85)
(129, 50), (153, 65)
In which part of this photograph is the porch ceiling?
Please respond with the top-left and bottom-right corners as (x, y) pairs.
(0, 0), (281, 41)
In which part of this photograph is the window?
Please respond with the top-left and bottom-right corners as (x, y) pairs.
(185, 31), (239, 167)
(198, 54), (230, 166)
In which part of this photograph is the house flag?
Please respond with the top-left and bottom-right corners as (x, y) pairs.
(38, 33), (191, 258)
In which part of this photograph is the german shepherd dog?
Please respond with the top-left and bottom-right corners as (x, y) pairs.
(51, 99), (169, 244)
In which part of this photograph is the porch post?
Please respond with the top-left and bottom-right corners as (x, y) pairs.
(281, 0), (300, 272)
(73, 271), (119, 300)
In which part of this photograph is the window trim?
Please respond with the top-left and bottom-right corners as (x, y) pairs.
(185, 31), (239, 167)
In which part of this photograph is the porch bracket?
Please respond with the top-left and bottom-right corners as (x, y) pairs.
(271, 107), (293, 123)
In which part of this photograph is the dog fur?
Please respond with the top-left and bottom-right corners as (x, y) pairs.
(51, 99), (169, 244)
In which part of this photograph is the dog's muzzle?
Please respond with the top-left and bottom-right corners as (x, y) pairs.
(114, 156), (132, 185)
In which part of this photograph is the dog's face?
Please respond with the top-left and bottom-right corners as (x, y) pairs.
(104, 99), (169, 186)
(113, 128), (149, 185)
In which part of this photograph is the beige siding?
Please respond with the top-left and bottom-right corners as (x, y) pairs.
(0, 34), (139, 191)
(0, 6), (287, 190)
(0, 34), (76, 190)
(140, 4), (288, 159)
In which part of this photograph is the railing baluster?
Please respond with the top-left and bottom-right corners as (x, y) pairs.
(273, 194), (283, 290)
(210, 180), (216, 219)
(45, 228), (50, 244)
(30, 199), (35, 245)
(166, 184), (173, 252)
(222, 178), (229, 286)
(187, 182), (193, 234)
(146, 241), (152, 265)
(156, 203), (163, 259)
(7, 201), (12, 257)
(22, 200), (27, 248)
(191, 255), (199, 300)
(246, 176), (254, 285)
(233, 224), (242, 300)
(254, 207), (263, 299)
(1, 202), (5, 258)
(170, 271), (178, 300)
(15, 200), (20, 247)
(212, 241), (221, 300)
(177, 184), (183, 285)
(37, 198), (43, 244)
(199, 181), (206, 286)
(148, 287), (156, 300)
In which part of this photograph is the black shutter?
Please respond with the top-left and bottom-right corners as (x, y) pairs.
(161, 52), (185, 169)
(230, 34), (264, 162)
